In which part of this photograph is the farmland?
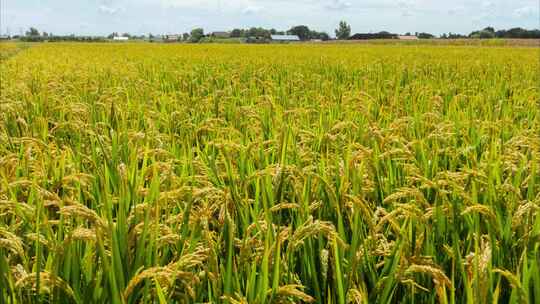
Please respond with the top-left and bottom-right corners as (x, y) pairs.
(0, 42), (539, 303)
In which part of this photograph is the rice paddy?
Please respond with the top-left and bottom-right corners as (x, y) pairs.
(0, 42), (539, 303)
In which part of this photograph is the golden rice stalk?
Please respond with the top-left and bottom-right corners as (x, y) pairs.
(405, 264), (451, 286)
(272, 284), (315, 303)
(373, 208), (401, 235)
(463, 235), (492, 298)
(221, 294), (249, 304)
(383, 187), (428, 207)
(400, 279), (430, 292)
(512, 200), (539, 229)
(64, 227), (97, 245)
(15, 271), (76, 300)
(0, 227), (26, 261)
(461, 204), (497, 221)
(0, 199), (35, 218)
(493, 268), (524, 298)
(320, 248), (329, 284)
(346, 286), (369, 304)
(270, 202), (300, 212)
(405, 264), (452, 302)
(58, 203), (107, 231)
(123, 266), (195, 300)
(61, 173), (95, 187)
(288, 216), (345, 252)
(123, 247), (208, 300)
(25, 233), (50, 248)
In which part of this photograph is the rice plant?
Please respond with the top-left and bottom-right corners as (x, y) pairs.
(0, 42), (539, 303)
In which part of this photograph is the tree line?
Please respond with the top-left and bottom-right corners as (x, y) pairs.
(10, 24), (540, 42)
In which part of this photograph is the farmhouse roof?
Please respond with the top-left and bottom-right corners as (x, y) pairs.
(271, 35), (300, 41)
(398, 35), (419, 40)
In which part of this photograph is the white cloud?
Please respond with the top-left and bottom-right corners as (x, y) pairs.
(513, 5), (539, 18)
(448, 6), (466, 15)
(242, 5), (263, 15)
(481, 1), (495, 9)
(396, 0), (416, 17)
(324, 0), (351, 10)
(98, 4), (121, 14)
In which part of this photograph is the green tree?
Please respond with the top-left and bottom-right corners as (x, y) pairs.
(246, 27), (270, 38)
(417, 32), (435, 39)
(25, 27), (40, 37)
(190, 28), (204, 42)
(288, 25), (311, 40)
(231, 29), (243, 38)
(335, 21), (351, 40)
(318, 32), (330, 41)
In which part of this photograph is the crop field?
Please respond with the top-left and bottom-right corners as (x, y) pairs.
(0, 42), (539, 303)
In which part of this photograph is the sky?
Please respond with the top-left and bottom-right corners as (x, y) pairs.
(1, 0), (539, 36)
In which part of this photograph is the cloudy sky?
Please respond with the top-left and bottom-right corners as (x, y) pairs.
(1, 0), (538, 36)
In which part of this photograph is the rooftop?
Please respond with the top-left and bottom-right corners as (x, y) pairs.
(271, 35), (300, 41)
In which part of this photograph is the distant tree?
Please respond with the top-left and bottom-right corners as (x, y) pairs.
(318, 32), (330, 41)
(335, 21), (351, 40)
(470, 29), (494, 39)
(246, 27), (270, 38)
(479, 31), (495, 39)
(288, 25), (311, 40)
(270, 28), (277, 35)
(182, 32), (190, 41)
(499, 27), (540, 38)
(42, 32), (49, 37)
(190, 28), (204, 42)
(495, 30), (506, 38)
(308, 31), (330, 41)
(417, 32), (435, 39)
(231, 28), (243, 37)
(446, 32), (467, 39)
(25, 27), (40, 37)
(483, 27), (495, 33)
(121, 33), (130, 38)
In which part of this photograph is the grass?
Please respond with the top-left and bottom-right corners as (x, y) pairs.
(0, 42), (539, 303)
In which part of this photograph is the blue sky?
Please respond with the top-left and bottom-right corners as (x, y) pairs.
(1, 0), (538, 36)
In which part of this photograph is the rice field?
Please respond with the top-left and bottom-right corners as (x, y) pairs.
(0, 42), (539, 303)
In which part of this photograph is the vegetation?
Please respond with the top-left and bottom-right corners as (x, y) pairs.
(468, 27), (540, 39)
(335, 21), (352, 40)
(190, 28), (205, 43)
(6, 25), (540, 43)
(0, 43), (539, 303)
(228, 26), (329, 41)
(349, 32), (398, 40)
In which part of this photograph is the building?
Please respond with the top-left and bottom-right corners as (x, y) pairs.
(113, 36), (129, 41)
(398, 35), (419, 40)
(164, 35), (180, 42)
(349, 32), (398, 40)
(245, 36), (269, 44)
(0, 35), (10, 40)
(270, 35), (300, 42)
(211, 31), (230, 38)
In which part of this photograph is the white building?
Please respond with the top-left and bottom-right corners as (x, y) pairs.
(398, 35), (419, 40)
(270, 35), (300, 42)
(113, 36), (129, 41)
